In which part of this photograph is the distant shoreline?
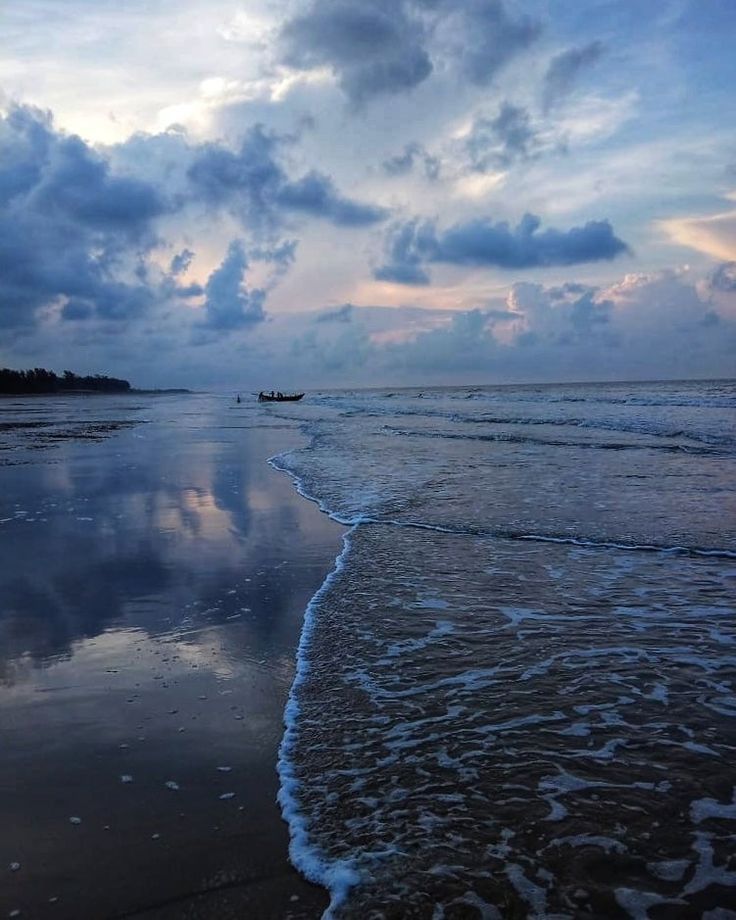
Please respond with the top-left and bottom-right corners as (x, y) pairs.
(0, 388), (192, 397)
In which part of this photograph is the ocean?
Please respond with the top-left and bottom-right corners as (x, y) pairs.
(1, 380), (735, 918)
(264, 379), (736, 917)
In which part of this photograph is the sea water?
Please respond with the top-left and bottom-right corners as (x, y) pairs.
(267, 380), (736, 918)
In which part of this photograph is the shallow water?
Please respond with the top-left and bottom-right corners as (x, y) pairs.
(269, 380), (736, 918)
(0, 393), (339, 919)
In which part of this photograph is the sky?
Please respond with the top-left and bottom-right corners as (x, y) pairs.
(1, 0), (735, 388)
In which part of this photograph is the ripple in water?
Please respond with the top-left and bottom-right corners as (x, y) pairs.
(274, 381), (736, 917)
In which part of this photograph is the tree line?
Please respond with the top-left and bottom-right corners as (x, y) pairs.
(0, 368), (131, 394)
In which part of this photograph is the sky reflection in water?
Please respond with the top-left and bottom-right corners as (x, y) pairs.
(0, 394), (340, 918)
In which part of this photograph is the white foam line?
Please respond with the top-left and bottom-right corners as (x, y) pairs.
(276, 527), (361, 916)
(380, 520), (736, 560)
(269, 452), (363, 916)
(517, 533), (736, 559)
(268, 450), (367, 527)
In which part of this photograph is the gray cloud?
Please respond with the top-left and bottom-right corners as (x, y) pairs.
(315, 303), (355, 323)
(710, 261), (736, 292)
(376, 213), (630, 283)
(278, 171), (389, 225)
(466, 103), (538, 171)
(0, 105), (374, 336)
(187, 124), (283, 229)
(275, 271), (734, 385)
(382, 142), (441, 180)
(513, 281), (613, 345)
(201, 240), (265, 331)
(279, 0), (540, 104)
(250, 239), (299, 286)
(0, 104), (172, 330)
(170, 248), (194, 276)
(452, 0), (541, 86)
(280, 0), (432, 104)
(187, 124), (387, 230)
(542, 41), (604, 112)
(375, 219), (433, 285)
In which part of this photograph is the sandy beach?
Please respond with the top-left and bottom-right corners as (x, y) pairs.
(0, 394), (339, 919)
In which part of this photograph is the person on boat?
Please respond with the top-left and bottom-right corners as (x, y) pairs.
(277, 391), (283, 398)
(270, 390), (275, 397)
(258, 391), (264, 399)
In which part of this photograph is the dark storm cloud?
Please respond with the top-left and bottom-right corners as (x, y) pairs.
(542, 41), (604, 111)
(382, 142), (441, 180)
(376, 213), (629, 283)
(466, 103), (538, 171)
(201, 240), (265, 330)
(280, 0), (432, 104)
(278, 0), (540, 103)
(0, 104), (171, 329)
(187, 124), (387, 229)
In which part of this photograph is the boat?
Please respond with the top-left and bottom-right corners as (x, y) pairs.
(257, 392), (305, 402)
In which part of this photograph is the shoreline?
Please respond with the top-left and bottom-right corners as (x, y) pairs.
(0, 389), (192, 397)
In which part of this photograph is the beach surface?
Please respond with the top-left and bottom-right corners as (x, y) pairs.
(0, 394), (338, 919)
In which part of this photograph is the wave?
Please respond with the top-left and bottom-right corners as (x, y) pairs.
(272, 506), (736, 916)
(268, 384), (736, 915)
(306, 400), (735, 451)
(269, 449), (736, 561)
(372, 519), (736, 560)
(380, 425), (720, 455)
(310, 381), (736, 411)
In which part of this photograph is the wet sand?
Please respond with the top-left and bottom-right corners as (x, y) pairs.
(0, 395), (339, 919)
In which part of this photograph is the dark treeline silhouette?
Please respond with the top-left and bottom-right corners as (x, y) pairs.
(0, 368), (131, 395)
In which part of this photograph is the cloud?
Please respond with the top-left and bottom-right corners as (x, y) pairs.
(187, 124), (387, 230)
(201, 240), (265, 331)
(0, 103), (378, 340)
(278, 171), (389, 225)
(187, 124), (283, 227)
(451, 0), (541, 86)
(710, 261), (736, 292)
(465, 103), (539, 171)
(374, 219), (433, 285)
(660, 197), (736, 262)
(315, 303), (355, 323)
(383, 142), (441, 180)
(0, 104), (170, 329)
(250, 239), (299, 285)
(170, 248), (194, 275)
(376, 213), (630, 283)
(542, 41), (605, 112)
(507, 280), (613, 344)
(278, 0), (539, 104)
(279, 0), (432, 104)
(289, 270), (734, 383)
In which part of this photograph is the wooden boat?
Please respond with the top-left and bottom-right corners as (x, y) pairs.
(258, 392), (305, 402)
